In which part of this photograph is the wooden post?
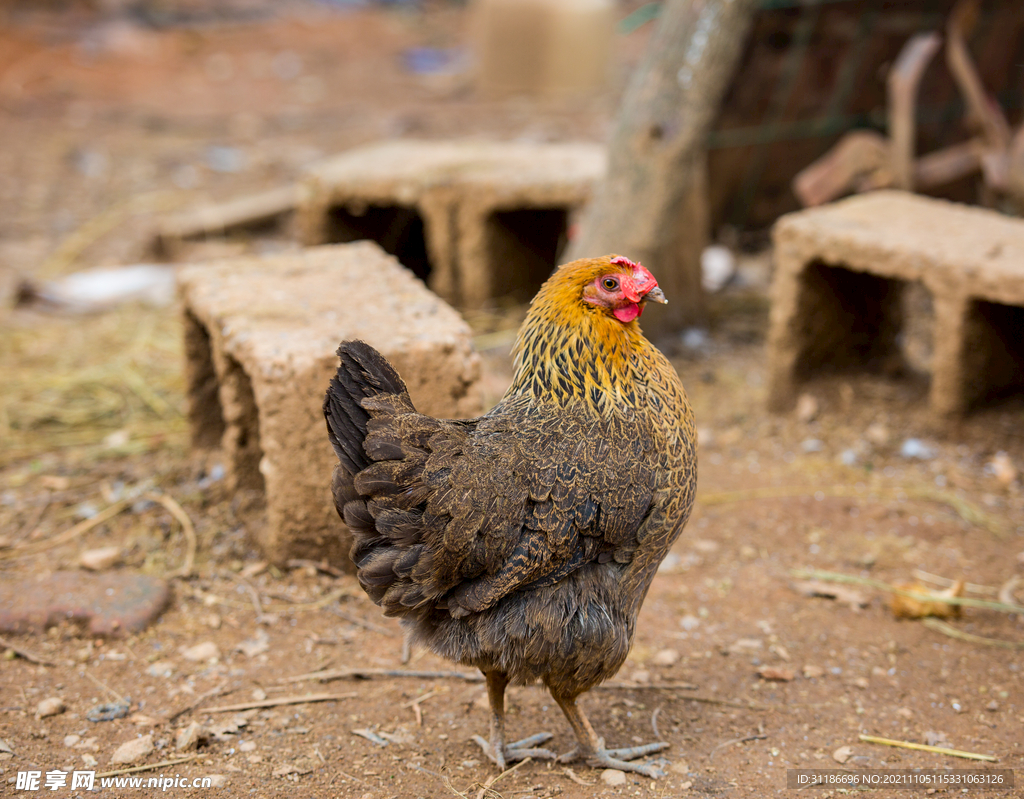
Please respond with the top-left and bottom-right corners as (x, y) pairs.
(566, 0), (758, 335)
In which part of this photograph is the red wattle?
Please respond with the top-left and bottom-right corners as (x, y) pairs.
(613, 303), (641, 323)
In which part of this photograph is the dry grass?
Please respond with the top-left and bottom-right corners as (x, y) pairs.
(0, 303), (187, 469)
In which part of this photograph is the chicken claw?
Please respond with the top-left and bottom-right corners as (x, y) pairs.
(476, 671), (557, 771)
(553, 692), (669, 778)
(473, 732), (557, 770)
(558, 740), (669, 778)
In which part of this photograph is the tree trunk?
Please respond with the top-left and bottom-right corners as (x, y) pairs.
(566, 0), (758, 336)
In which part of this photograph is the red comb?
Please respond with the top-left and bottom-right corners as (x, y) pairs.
(610, 256), (639, 270)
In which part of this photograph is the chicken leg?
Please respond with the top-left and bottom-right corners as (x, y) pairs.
(553, 690), (669, 778)
(473, 671), (557, 771)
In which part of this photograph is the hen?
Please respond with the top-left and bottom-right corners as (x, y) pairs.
(323, 254), (697, 778)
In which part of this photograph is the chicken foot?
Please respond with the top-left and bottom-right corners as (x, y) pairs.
(473, 670), (557, 771)
(553, 691), (669, 778)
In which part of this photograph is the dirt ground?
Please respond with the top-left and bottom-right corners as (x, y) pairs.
(1, 4), (1023, 798)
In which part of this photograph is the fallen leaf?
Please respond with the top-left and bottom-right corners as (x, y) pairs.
(832, 745), (853, 764)
(890, 581), (963, 619)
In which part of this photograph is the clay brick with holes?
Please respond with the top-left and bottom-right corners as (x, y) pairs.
(767, 190), (1024, 418)
(296, 139), (605, 308)
(178, 242), (484, 568)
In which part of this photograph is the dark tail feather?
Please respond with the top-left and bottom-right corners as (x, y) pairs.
(323, 340), (409, 475)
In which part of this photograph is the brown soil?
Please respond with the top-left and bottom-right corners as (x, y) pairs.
(1, 5), (1022, 798)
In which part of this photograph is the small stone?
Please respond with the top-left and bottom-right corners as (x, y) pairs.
(796, 393), (819, 423)
(865, 422), (890, 446)
(924, 731), (950, 747)
(239, 741), (257, 753)
(798, 659), (823, 680)
(63, 734), (80, 748)
(175, 722), (204, 752)
(758, 666), (795, 682)
(852, 677), (869, 689)
(986, 701), (999, 712)
(900, 438), (936, 460)
(989, 452), (1017, 486)
(80, 546), (121, 571)
(181, 642), (219, 662)
(896, 707), (913, 719)
(801, 438), (824, 453)
(111, 734), (154, 764)
(679, 614), (700, 631)
(601, 769), (627, 786)
(832, 745), (853, 764)
(652, 648), (680, 667)
(669, 760), (690, 775)
(630, 669), (651, 684)
(147, 660), (175, 678)
(727, 638), (763, 655)
(81, 754), (98, 767)
(207, 775), (227, 788)
(36, 697), (65, 719)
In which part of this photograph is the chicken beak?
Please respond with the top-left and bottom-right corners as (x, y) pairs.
(645, 286), (667, 304)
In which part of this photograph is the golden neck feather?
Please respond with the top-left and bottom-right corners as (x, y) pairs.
(507, 267), (657, 412)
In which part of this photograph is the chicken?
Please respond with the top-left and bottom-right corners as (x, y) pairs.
(323, 254), (697, 778)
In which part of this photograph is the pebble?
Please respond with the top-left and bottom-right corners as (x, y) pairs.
(181, 642), (219, 662)
(206, 775), (227, 788)
(80, 546), (121, 571)
(147, 660), (175, 678)
(36, 697), (65, 719)
(801, 438), (824, 453)
(795, 393), (819, 423)
(900, 438), (936, 460)
(63, 735), (80, 748)
(679, 614), (700, 631)
(111, 734), (153, 765)
(652, 648), (680, 667)
(802, 665), (825, 679)
(989, 452), (1017, 486)
(239, 741), (257, 753)
(865, 422), (890, 446)
(601, 769), (627, 786)
(175, 722), (204, 752)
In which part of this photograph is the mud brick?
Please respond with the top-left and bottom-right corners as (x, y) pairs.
(767, 190), (1024, 418)
(0, 572), (170, 637)
(177, 242), (484, 568)
(296, 139), (605, 308)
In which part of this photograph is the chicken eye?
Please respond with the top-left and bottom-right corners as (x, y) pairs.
(602, 277), (619, 291)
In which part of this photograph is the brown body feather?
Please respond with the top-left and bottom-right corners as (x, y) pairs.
(324, 254), (696, 710)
